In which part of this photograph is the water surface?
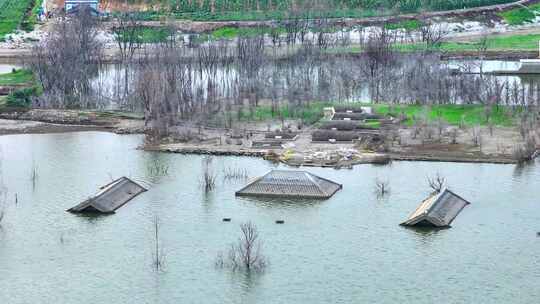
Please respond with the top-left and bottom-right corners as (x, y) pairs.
(0, 132), (538, 303)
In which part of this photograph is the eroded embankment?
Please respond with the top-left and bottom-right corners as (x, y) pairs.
(0, 109), (145, 135)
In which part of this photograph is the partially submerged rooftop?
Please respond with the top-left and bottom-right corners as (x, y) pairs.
(235, 170), (342, 199)
(67, 177), (147, 214)
(401, 188), (471, 228)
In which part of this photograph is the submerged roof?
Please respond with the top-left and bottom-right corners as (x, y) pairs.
(401, 188), (470, 228)
(68, 177), (147, 214)
(235, 170), (342, 199)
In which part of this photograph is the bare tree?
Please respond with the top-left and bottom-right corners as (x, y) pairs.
(374, 178), (390, 197)
(201, 156), (216, 192)
(0, 205), (4, 227)
(450, 128), (459, 144)
(0, 152), (5, 228)
(216, 222), (267, 272)
(30, 162), (38, 189)
(362, 28), (395, 78)
(152, 216), (165, 272)
(223, 166), (248, 181)
(472, 125), (483, 149)
(112, 13), (143, 102)
(427, 172), (447, 193)
(112, 13), (143, 63)
(512, 135), (538, 163)
(476, 35), (489, 76)
(420, 24), (448, 50)
(30, 8), (103, 107)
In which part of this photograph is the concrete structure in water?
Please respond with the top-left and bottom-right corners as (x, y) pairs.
(236, 170), (342, 199)
(401, 188), (471, 228)
(67, 177), (147, 214)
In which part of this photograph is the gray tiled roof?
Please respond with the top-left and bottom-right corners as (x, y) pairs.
(401, 188), (470, 227)
(68, 177), (147, 213)
(236, 170), (342, 199)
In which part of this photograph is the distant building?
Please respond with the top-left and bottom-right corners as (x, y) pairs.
(65, 0), (99, 12)
(401, 188), (470, 228)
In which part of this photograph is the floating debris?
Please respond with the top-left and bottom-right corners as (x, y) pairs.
(67, 177), (147, 214)
(223, 218), (231, 222)
(275, 220), (285, 224)
(236, 170), (342, 199)
(401, 188), (470, 228)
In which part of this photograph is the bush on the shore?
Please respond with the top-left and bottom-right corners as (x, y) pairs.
(6, 87), (38, 108)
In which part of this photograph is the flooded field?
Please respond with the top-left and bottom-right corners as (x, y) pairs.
(0, 132), (538, 303)
(90, 58), (540, 111)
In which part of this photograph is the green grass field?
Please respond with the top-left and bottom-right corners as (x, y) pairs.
(126, 0), (516, 22)
(210, 26), (287, 39)
(373, 104), (517, 127)
(438, 33), (540, 52)
(233, 102), (518, 127)
(115, 26), (174, 43)
(384, 19), (423, 31)
(499, 3), (540, 25)
(0, 0), (40, 40)
(328, 31), (540, 55)
(0, 69), (34, 86)
(237, 103), (327, 124)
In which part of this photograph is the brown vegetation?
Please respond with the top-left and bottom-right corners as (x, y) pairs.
(216, 222), (267, 272)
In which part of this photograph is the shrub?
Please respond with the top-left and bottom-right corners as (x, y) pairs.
(6, 87), (38, 108)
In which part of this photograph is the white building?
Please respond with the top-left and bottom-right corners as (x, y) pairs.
(65, 0), (99, 12)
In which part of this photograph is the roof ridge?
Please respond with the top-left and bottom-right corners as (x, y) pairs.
(303, 172), (327, 196)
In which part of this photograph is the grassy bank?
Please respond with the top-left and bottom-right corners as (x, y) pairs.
(0, 68), (39, 108)
(115, 26), (174, 43)
(234, 102), (519, 127)
(236, 102), (327, 124)
(439, 33), (540, 51)
(499, 3), (540, 25)
(393, 33), (540, 53)
(384, 20), (423, 31)
(123, 0), (516, 22)
(328, 31), (540, 55)
(211, 26), (287, 40)
(374, 104), (518, 127)
(0, 0), (40, 40)
(0, 69), (33, 86)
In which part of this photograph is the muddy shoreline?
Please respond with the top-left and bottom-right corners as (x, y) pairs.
(0, 109), (145, 135)
(0, 109), (533, 166)
(147, 144), (520, 165)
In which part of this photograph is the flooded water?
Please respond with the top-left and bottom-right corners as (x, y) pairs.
(0, 132), (539, 303)
(92, 59), (540, 110)
(0, 64), (19, 74)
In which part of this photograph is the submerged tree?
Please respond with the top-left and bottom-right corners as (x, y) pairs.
(152, 216), (165, 272)
(427, 172), (447, 193)
(216, 222), (267, 272)
(374, 178), (390, 197)
(0, 203), (4, 228)
(201, 156), (216, 192)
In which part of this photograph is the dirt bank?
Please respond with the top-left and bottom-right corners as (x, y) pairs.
(1, 109), (536, 166)
(0, 109), (145, 135)
(148, 120), (536, 166)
